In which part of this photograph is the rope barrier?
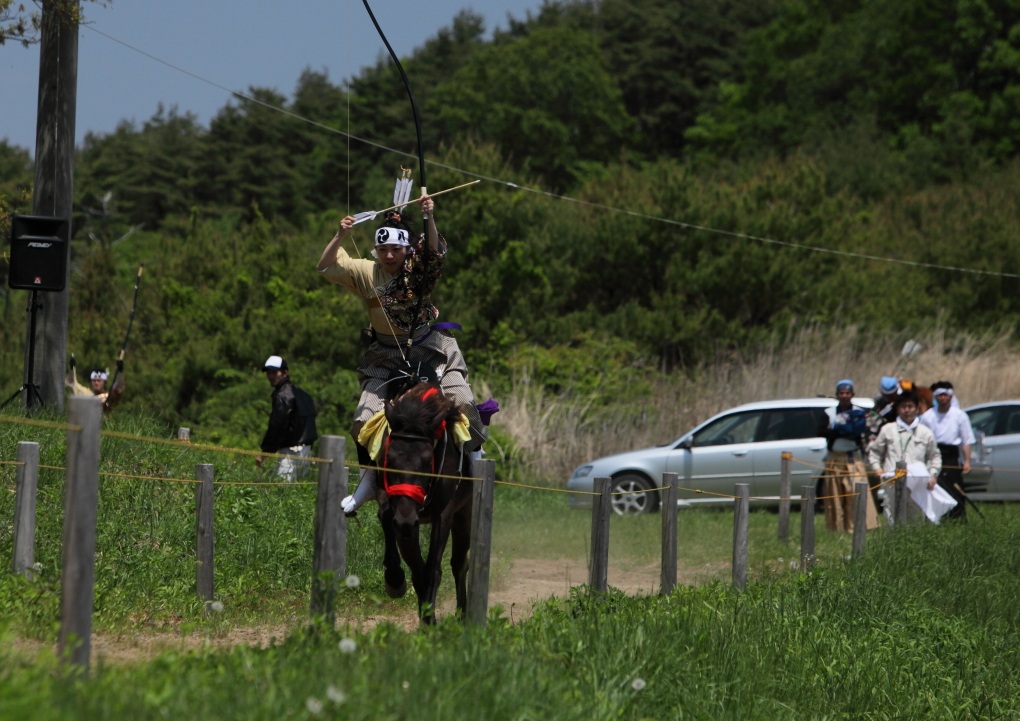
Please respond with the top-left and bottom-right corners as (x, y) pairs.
(99, 469), (321, 487)
(0, 414), (80, 432)
(0, 429), (1007, 504)
(99, 429), (333, 464)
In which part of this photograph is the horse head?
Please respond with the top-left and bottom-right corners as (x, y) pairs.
(382, 382), (459, 528)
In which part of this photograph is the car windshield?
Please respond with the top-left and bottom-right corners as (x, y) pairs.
(691, 411), (762, 447)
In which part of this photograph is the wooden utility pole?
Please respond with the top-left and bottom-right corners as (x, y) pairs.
(27, 0), (79, 410)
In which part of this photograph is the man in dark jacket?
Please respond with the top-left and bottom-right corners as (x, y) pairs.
(256, 355), (318, 480)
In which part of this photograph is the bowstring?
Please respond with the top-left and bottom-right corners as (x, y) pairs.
(338, 2), (410, 368)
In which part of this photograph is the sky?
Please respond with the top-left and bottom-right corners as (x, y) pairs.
(0, 0), (545, 154)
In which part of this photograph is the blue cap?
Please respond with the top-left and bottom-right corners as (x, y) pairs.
(879, 376), (899, 394)
(836, 379), (854, 392)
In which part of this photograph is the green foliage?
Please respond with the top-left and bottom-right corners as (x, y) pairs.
(3, 0), (1020, 435)
(3, 504), (1020, 719)
(0, 411), (399, 638)
(688, 0), (1020, 183)
(430, 23), (632, 190)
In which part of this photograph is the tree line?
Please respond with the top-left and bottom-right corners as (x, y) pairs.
(1, 0), (1019, 441)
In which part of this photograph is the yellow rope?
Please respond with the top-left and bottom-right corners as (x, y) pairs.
(0, 414), (81, 432)
(99, 429), (332, 464)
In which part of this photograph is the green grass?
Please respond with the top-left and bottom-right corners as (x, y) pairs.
(492, 483), (860, 582)
(4, 411), (1020, 720)
(2, 513), (1019, 720)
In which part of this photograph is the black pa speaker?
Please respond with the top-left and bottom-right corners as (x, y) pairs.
(8, 215), (69, 292)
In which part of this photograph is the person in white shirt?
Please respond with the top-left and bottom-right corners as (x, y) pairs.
(920, 381), (975, 521)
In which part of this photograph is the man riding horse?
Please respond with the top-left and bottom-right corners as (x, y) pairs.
(316, 191), (489, 516)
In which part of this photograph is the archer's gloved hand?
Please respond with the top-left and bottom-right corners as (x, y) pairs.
(116, 359), (124, 372)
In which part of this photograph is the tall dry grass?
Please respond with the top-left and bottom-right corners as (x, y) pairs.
(491, 325), (1020, 484)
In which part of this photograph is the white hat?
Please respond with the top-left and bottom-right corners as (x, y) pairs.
(263, 355), (287, 371)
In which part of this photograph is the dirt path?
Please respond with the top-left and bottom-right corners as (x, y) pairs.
(17, 557), (709, 664)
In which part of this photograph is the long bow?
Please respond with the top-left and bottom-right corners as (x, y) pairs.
(361, 2), (431, 350)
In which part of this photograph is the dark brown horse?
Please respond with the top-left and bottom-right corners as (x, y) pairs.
(375, 382), (473, 625)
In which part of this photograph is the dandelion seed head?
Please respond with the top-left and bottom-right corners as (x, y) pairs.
(631, 678), (646, 691)
(339, 637), (357, 654)
(31, 562), (43, 572)
(305, 696), (323, 715)
(326, 685), (346, 703)
(345, 575), (360, 589)
(209, 601), (224, 613)
(402, 680), (410, 690)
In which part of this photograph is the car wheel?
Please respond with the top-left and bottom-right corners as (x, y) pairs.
(611, 474), (658, 515)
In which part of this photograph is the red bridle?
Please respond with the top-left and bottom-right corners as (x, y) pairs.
(382, 387), (446, 506)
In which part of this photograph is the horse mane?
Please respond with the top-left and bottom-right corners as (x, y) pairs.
(385, 382), (459, 437)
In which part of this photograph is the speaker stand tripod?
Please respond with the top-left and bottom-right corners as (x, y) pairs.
(2, 291), (45, 410)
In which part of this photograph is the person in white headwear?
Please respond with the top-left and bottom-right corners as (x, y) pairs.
(920, 381), (975, 521)
(65, 361), (124, 412)
(256, 355), (318, 481)
(316, 195), (493, 515)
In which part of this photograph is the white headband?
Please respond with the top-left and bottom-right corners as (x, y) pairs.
(90, 371), (108, 381)
(374, 227), (410, 247)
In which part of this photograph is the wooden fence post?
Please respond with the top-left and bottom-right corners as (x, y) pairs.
(732, 484), (749, 590)
(589, 476), (611, 592)
(660, 472), (679, 595)
(311, 435), (346, 623)
(195, 463), (215, 605)
(12, 441), (40, 575)
(58, 396), (102, 671)
(800, 484), (816, 571)
(467, 458), (495, 625)
(777, 452), (792, 542)
(894, 460), (909, 525)
(851, 480), (868, 558)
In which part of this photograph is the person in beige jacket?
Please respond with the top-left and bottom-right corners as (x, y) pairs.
(867, 392), (941, 525)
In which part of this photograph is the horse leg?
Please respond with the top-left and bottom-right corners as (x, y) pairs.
(419, 482), (468, 624)
(395, 526), (430, 622)
(418, 516), (453, 626)
(377, 504), (407, 598)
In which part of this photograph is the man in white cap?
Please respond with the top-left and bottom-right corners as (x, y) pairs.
(920, 381), (975, 520)
(256, 355), (318, 481)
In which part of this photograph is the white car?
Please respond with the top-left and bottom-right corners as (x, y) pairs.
(567, 397), (874, 515)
